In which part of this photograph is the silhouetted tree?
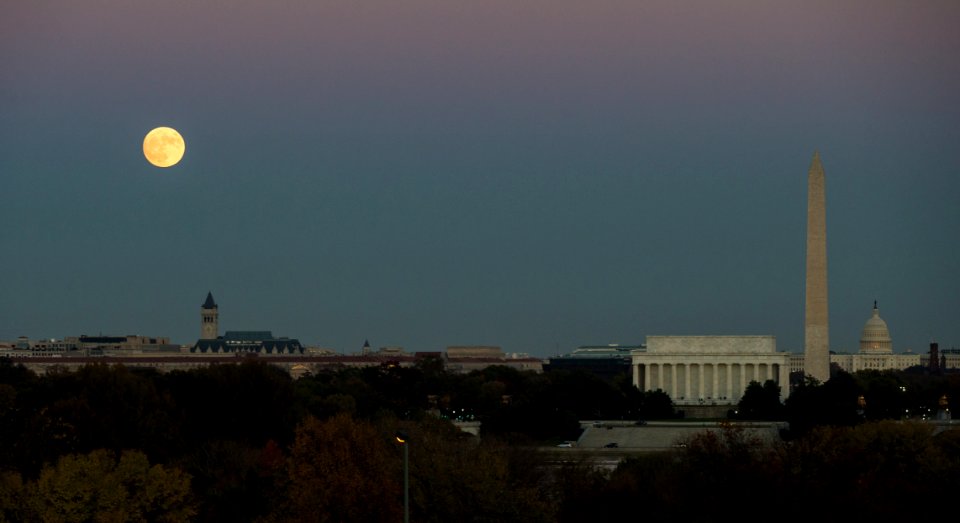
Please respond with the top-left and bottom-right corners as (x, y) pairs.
(784, 371), (864, 438)
(159, 360), (297, 450)
(854, 370), (908, 420)
(639, 389), (676, 420)
(736, 380), (785, 420)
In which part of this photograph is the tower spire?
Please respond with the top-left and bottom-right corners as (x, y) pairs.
(203, 291), (217, 309)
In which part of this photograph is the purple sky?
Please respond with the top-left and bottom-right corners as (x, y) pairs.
(2, 1), (958, 356)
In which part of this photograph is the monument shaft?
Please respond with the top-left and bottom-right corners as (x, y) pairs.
(804, 152), (830, 383)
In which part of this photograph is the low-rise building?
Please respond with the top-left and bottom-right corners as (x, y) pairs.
(192, 331), (304, 355)
(544, 344), (640, 382)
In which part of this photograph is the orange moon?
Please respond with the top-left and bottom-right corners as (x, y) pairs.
(143, 127), (185, 167)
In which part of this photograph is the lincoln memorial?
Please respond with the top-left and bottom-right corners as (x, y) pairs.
(632, 336), (791, 406)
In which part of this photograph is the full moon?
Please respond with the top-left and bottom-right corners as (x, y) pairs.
(143, 126), (185, 168)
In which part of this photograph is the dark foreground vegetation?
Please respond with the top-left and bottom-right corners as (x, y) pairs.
(0, 357), (958, 522)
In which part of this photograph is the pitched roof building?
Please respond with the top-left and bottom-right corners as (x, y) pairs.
(191, 293), (304, 355)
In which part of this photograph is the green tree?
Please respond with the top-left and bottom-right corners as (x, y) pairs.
(0, 470), (26, 523)
(550, 458), (612, 522)
(10, 364), (178, 476)
(666, 422), (786, 519)
(398, 417), (553, 523)
(25, 449), (195, 523)
(177, 440), (281, 522)
(780, 421), (956, 519)
(160, 360), (297, 449)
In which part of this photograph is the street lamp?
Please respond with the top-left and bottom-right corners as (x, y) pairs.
(395, 431), (409, 523)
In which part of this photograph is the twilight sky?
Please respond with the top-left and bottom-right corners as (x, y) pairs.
(2, 1), (958, 356)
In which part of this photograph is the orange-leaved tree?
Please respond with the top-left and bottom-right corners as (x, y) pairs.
(270, 413), (402, 523)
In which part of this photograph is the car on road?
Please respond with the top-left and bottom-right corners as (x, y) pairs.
(556, 441), (575, 448)
(603, 442), (619, 448)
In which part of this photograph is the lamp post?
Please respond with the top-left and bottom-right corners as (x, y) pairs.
(395, 431), (409, 523)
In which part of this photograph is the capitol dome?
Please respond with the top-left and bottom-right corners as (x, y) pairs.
(859, 301), (893, 354)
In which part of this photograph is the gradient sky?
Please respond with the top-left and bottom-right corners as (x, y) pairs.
(2, 1), (958, 356)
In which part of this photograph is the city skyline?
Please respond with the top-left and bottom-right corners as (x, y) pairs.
(3, 1), (959, 356)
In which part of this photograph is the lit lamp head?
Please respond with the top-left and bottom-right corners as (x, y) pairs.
(395, 431), (409, 444)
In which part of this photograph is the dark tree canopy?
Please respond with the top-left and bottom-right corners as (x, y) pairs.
(0, 358), (957, 521)
(736, 380), (785, 421)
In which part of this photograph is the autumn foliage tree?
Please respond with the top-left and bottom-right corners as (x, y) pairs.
(267, 413), (402, 523)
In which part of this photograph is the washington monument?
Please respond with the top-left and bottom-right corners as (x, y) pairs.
(804, 151), (830, 383)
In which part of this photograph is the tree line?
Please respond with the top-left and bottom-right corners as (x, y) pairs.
(0, 357), (957, 521)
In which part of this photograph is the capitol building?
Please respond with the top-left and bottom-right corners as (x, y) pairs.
(827, 301), (921, 373)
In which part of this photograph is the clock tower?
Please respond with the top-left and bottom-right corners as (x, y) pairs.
(201, 292), (219, 340)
